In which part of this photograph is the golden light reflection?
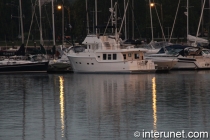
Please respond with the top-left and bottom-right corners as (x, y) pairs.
(152, 77), (157, 131)
(59, 76), (65, 137)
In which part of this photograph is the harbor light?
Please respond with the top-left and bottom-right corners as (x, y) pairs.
(58, 5), (62, 10)
(150, 3), (155, 7)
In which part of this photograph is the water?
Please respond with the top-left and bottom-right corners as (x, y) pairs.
(0, 71), (210, 140)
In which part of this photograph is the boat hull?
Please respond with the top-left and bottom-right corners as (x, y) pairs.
(68, 56), (156, 73)
(145, 56), (178, 71)
(172, 57), (210, 70)
(0, 61), (49, 73)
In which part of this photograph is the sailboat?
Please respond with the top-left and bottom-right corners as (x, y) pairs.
(67, 1), (157, 73)
(47, 0), (72, 72)
(0, 0), (49, 73)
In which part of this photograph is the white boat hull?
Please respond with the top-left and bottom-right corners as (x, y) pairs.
(173, 57), (210, 69)
(68, 56), (156, 73)
(145, 56), (178, 70)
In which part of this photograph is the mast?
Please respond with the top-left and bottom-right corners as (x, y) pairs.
(149, 0), (154, 42)
(19, 0), (24, 44)
(95, 0), (98, 34)
(115, 2), (118, 43)
(111, 0), (113, 33)
(187, 0), (189, 43)
(52, 0), (55, 46)
(124, 0), (127, 40)
(132, 0), (134, 40)
(86, 0), (89, 34)
(62, 0), (64, 47)
(38, 0), (43, 45)
(195, 0), (206, 45)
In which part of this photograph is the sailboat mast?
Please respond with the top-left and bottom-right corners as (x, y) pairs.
(111, 0), (113, 33)
(195, 0), (206, 44)
(149, 0), (154, 42)
(187, 0), (189, 43)
(95, 0), (98, 34)
(52, 0), (55, 46)
(132, 0), (134, 40)
(19, 0), (24, 44)
(38, 0), (43, 45)
(124, 0), (127, 40)
(115, 2), (118, 43)
(86, 0), (89, 34)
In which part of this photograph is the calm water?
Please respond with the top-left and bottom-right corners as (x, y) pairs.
(0, 71), (210, 140)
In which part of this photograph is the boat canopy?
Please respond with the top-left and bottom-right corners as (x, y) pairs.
(187, 35), (209, 44)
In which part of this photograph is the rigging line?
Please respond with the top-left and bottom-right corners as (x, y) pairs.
(128, 4), (141, 39)
(169, 0), (181, 43)
(35, 7), (40, 32)
(154, 2), (166, 42)
(26, 0), (38, 49)
(118, 0), (130, 35)
(116, 0), (122, 23)
(44, 3), (52, 30)
(103, 3), (117, 36)
(195, 0), (206, 45)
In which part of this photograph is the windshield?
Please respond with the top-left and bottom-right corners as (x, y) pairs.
(202, 50), (210, 54)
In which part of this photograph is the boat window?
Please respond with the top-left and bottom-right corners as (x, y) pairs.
(79, 62), (81, 64)
(108, 54), (111, 60)
(98, 56), (100, 58)
(103, 54), (106, 60)
(91, 63), (94, 65)
(113, 54), (117, 60)
(123, 54), (126, 60)
(128, 53), (132, 57)
(87, 63), (89, 65)
(134, 54), (139, 59)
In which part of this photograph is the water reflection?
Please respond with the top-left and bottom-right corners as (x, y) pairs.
(152, 77), (157, 131)
(59, 76), (65, 138)
(0, 72), (210, 140)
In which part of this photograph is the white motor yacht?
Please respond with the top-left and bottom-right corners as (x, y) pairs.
(67, 35), (157, 73)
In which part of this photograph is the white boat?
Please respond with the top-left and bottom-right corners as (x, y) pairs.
(48, 45), (72, 72)
(145, 55), (178, 71)
(146, 44), (210, 70)
(67, 35), (157, 73)
(175, 46), (210, 69)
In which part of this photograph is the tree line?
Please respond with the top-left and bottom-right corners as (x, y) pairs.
(0, 0), (209, 44)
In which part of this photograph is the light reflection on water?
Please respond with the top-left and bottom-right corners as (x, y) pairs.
(0, 72), (210, 140)
(59, 76), (65, 138)
(152, 77), (157, 132)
